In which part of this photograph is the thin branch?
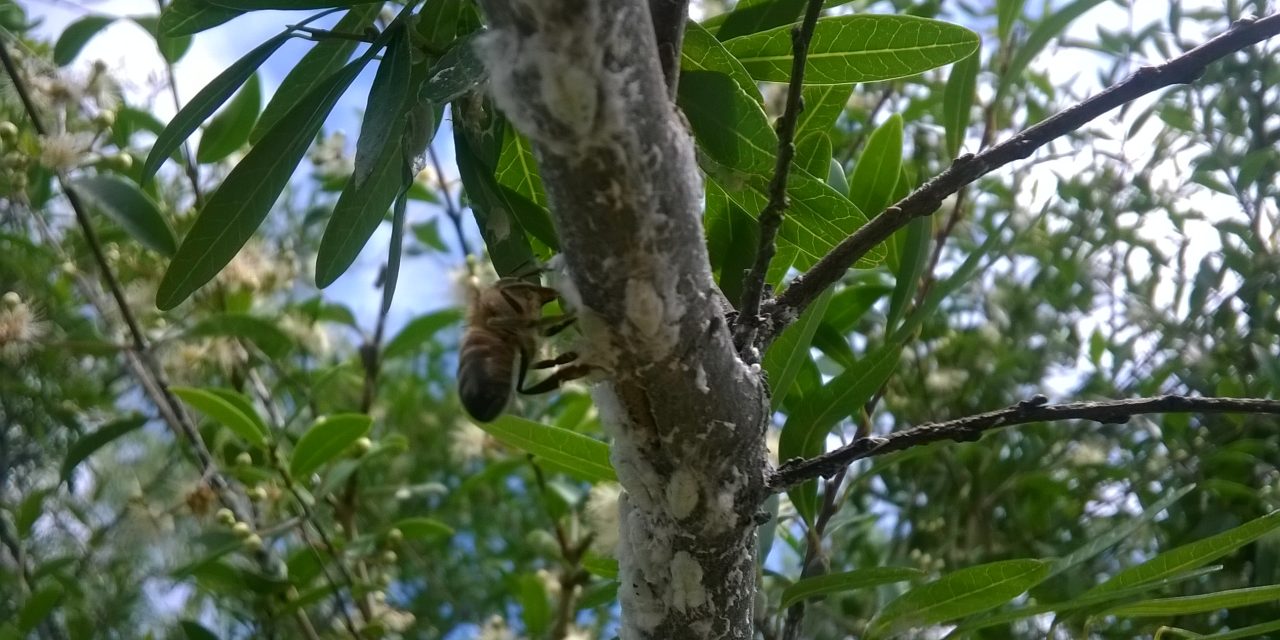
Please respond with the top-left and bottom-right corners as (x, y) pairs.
(766, 12), (1280, 332)
(769, 394), (1280, 491)
(649, 0), (690, 98)
(734, 0), (827, 355)
(427, 144), (473, 266)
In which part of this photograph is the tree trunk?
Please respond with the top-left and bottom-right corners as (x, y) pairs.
(475, 1), (770, 637)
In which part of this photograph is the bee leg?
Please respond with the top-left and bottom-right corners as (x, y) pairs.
(530, 351), (579, 369)
(518, 363), (594, 395)
(541, 315), (577, 337)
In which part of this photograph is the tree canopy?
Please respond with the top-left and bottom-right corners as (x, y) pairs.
(2, 0), (1279, 638)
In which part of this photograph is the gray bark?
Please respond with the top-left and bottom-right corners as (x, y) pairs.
(474, 1), (770, 638)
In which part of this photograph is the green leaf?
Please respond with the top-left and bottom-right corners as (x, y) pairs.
(17, 585), (63, 634)
(869, 559), (1051, 637)
(1048, 484), (1194, 580)
(60, 415), (148, 483)
(996, 0), (1026, 42)
(724, 15), (979, 85)
(582, 554), (619, 579)
(780, 343), (900, 524)
(53, 15), (115, 66)
(420, 31), (486, 103)
(479, 416), (616, 483)
(15, 489), (48, 538)
(353, 28), (412, 185)
(381, 190), (410, 313)
(680, 70), (776, 174)
(1104, 584), (1280, 618)
(704, 179), (757, 305)
(196, 72), (261, 164)
(158, 55), (370, 309)
(392, 517), (454, 541)
(205, 388), (269, 438)
(158, 0), (242, 37)
(316, 45), (432, 288)
(208, 0), (381, 8)
(847, 113), (903, 219)
(453, 109), (540, 275)
(179, 620), (220, 640)
(173, 386), (270, 448)
(716, 170), (881, 270)
(681, 20), (763, 106)
(1195, 619), (1280, 639)
(142, 32), (289, 183)
(827, 157), (848, 195)
(415, 0), (478, 52)
(250, 4), (379, 144)
(289, 414), (372, 478)
(1085, 509), (1280, 597)
(763, 289), (831, 410)
(796, 83), (853, 139)
(496, 128), (547, 207)
(383, 308), (463, 359)
(795, 131), (831, 177)
(132, 15), (193, 64)
(942, 46), (980, 159)
(69, 175), (177, 256)
(519, 573), (551, 637)
(781, 567), (924, 610)
(885, 216), (929, 333)
(995, 0), (1108, 101)
(186, 312), (293, 358)
(715, 0), (806, 40)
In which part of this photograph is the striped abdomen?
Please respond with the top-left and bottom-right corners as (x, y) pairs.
(457, 328), (522, 422)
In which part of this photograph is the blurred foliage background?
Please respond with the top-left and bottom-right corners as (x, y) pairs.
(1, 0), (1278, 638)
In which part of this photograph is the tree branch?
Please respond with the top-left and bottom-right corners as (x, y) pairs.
(735, 0), (825, 355)
(769, 394), (1280, 491)
(765, 12), (1280, 331)
(649, 0), (689, 98)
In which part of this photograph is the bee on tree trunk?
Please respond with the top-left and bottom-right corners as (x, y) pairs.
(457, 277), (589, 422)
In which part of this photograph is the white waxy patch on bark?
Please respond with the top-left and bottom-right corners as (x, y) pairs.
(669, 551), (707, 613)
(666, 468), (700, 520)
(624, 277), (681, 358)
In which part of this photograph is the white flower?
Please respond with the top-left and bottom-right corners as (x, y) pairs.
(280, 314), (331, 358)
(584, 482), (621, 557)
(38, 131), (93, 171)
(0, 292), (49, 361)
(449, 420), (491, 462)
(218, 241), (294, 294)
(308, 130), (353, 178)
(370, 600), (416, 633)
(563, 625), (594, 640)
(477, 615), (515, 640)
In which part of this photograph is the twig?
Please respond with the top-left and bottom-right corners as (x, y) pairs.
(765, 12), (1280, 334)
(769, 394), (1280, 491)
(154, 0), (204, 209)
(648, 0), (690, 98)
(427, 144), (473, 266)
(734, 0), (826, 356)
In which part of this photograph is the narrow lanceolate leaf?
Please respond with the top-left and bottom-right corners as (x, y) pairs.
(795, 132), (833, 192)
(381, 190), (410, 313)
(885, 216), (929, 333)
(250, 4), (380, 144)
(679, 70), (776, 174)
(996, 0), (1027, 43)
(392, 517), (454, 541)
(1047, 484), (1194, 580)
(681, 20), (763, 106)
(995, 0), (1107, 101)
(53, 15), (115, 66)
(1195, 619), (1280, 640)
(942, 46), (980, 159)
(715, 0), (807, 41)
(496, 129), (547, 207)
(847, 113), (903, 219)
(196, 72), (261, 164)
(158, 0), (243, 37)
(186, 312), (293, 358)
(869, 559), (1051, 637)
(781, 567), (924, 610)
(796, 83), (853, 139)
(1085, 509), (1280, 597)
(1102, 584), (1280, 619)
(764, 289), (831, 410)
(158, 56), (369, 309)
(172, 386), (269, 448)
(419, 31), (486, 103)
(724, 15), (980, 85)
(780, 343), (900, 524)
(61, 415), (148, 482)
(480, 416), (616, 483)
(208, 0), (382, 9)
(132, 16), (193, 64)
(70, 175), (177, 255)
(353, 28), (412, 185)
(290, 414), (372, 478)
(17, 585), (63, 634)
(383, 309), (463, 359)
(143, 32), (289, 183)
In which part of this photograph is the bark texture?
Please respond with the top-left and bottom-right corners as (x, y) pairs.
(474, 1), (770, 638)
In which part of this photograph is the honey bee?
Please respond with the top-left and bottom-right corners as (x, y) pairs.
(457, 278), (587, 422)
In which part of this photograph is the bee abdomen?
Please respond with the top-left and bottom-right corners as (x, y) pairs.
(458, 334), (517, 422)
